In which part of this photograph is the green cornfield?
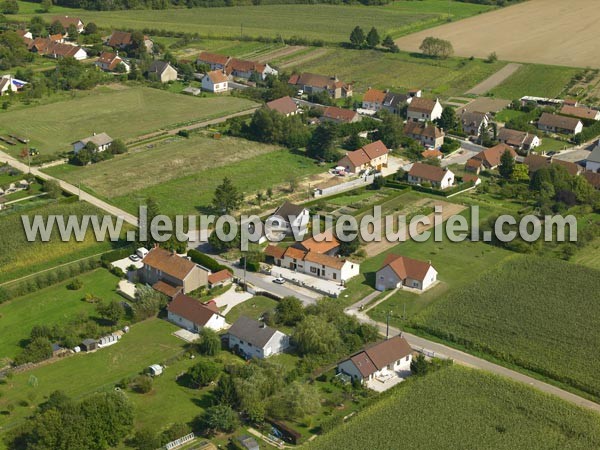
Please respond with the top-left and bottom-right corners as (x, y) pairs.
(412, 255), (600, 398)
(306, 366), (600, 450)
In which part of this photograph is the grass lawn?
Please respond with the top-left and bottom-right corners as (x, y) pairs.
(0, 200), (121, 285)
(411, 256), (600, 399)
(16, 1), (493, 43)
(305, 366), (600, 450)
(537, 137), (570, 153)
(489, 64), (580, 100)
(0, 318), (185, 432)
(290, 48), (507, 96)
(0, 269), (121, 360)
(225, 295), (278, 323)
(571, 237), (600, 270)
(494, 109), (525, 123)
(0, 85), (256, 155)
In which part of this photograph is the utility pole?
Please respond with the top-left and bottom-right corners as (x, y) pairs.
(243, 253), (247, 288)
(386, 311), (391, 339)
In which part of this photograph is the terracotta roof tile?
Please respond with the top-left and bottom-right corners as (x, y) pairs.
(167, 293), (222, 326)
(143, 247), (197, 281)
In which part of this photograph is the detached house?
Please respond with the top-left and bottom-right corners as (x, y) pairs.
(197, 52), (278, 80)
(268, 201), (310, 236)
(140, 247), (209, 295)
(460, 111), (490, 136)
(538, 113), (583, 135)
(107, 30), (153, 53)
(337, 335), (413, 387)
(167, 293), (227, 332)
(404, 122), (445, 149)
(497, 127), (541, 151)
(266, 96), (299, 116)
(559, 104), (600, 121)
(321, 106), (360, 124)
(288, 72), (352, 99)
(465, 143), (517, 173)
(202, 70), (229, 93)
(52, 16), (84, 33)
(72, 132), (113, 153)
(337, 140), (389, 174)
(362, 88), (387, 111)
(408, 163), (454, 189)
(148, 61), (178, 83)
(407, 97), (442, 122)
(227, 316), (289, 359)
(375, 254), (437, 291)
(95, 52), (129, 73)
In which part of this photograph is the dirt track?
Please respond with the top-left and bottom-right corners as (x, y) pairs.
(466, 63), (522, 95)
(395, 0), (600, 68)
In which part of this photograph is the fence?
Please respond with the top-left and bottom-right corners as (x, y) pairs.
(314, 173), (380, 198)
(165, 433), (195, 450)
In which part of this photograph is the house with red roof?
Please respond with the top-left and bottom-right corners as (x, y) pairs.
(52, 15), (84, 33)
(167, 293), (227, 332)
(266, 96), (300, 116)
(208, 269), (234, 289)
(288, 72), (352, 99)
(141, 247), (209, 295)
(321, 106), (360, 124)
(201, 70), (229, 93)
(408, 163), (455, 189)
(375, 254), (438, 291)
(465, 143), (517, 174)
(407, 97), (443, 122)
(337, 335), (413, 387)
(95, 51), (129, 73)
(337, 140), (389, 174)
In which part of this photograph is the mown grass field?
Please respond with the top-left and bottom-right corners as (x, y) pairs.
(489, 64), (580, 100)
(0, 269), (121, 360)
(225, 295), (278, 323)
(17, 1), (493, 43)
(0, 318), (185, 433)
(0, 200), (118, 285)
(0, 85), (256, 155)
(45, 135), (323, 215)
(411, 256), (600, 399)
(290, 48), (506, 96)
(306, 366), (600, 450)
(571, 237), (600, 270)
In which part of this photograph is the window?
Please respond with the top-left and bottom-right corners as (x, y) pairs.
(405, 356), (409, 361)
(333, 273), (337, 280)
(310, 267), (318, 274)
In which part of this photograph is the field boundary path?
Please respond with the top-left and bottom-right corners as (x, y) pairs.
(0, 150), (139, 227)
(466, 63), (522, 95)
(345, 297), (600, 414)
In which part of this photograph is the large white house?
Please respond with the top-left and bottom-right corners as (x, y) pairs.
(337, 335), (413, 387)
(202, 70), (229, 93)
(227, 316), (289, 359)
(407, 97), (443, 122)
(407, 163), (455, 189)
(167, 293), (227, 332)
(375, 254), (437, 291)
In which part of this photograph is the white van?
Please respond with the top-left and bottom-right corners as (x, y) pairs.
(136, 247), (149, 259)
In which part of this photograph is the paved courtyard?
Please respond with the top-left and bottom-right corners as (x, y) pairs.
(213, 285), (253, 315)
(269, 266), (345, 298)
(366, 369), (411, 392)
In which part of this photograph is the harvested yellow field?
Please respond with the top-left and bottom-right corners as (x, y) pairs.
(396, 0), (597, 68)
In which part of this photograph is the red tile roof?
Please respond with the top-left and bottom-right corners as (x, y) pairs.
(143, 247), (197, 281)
(363, 88), (386, 104)
(539, 113), (582, 132)
(265, 244), (287, 259)
(152, 280), (183, 298)
(198, 51), (230, 66)
(408, 162), (449, 183)
(408, 97), (438, 114)
(471, 144), (516, 168)
(322, 106), (358, 123)
(559, 105), (599, 121)
(108, 30), (132, 47)
(381, 254), (433, 282)
(207, 70), (228, 84)
(345, 336), (413, 377)
(167, 293), (222, 326)
(208, 269), (233, 285)
(266, 96), (298, 115)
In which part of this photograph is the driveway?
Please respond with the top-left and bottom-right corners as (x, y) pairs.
(441, 147), (479, 168)
(213, 285), (253, 316)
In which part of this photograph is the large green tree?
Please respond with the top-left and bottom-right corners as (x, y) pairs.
(498, 149), (515, 179)
(349, 26), (365, 48)
(212, 177), (243, 214)
(366, 27), (380, 48)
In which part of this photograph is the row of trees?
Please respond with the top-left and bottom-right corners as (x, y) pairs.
(349, 26), (398, 52)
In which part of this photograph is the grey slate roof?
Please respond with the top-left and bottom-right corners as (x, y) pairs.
(75, 132), (113, 147)
(587, 144), (600, 164)
(227, 316), (282, 348)
(273, 201), (306, 220)
(148, 60), (172, 75)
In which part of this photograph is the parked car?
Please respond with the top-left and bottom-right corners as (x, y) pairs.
(273, 277), (286, 284)
(129, 254), (140, 262)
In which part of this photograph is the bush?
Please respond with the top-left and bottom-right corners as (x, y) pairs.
(132, 375), (153, 394)
(66, 278), (83, 290)
(187, 249), (230, 273)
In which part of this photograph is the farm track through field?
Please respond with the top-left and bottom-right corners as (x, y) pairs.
(279, 48), (330, 69)
(395, 0), (599, 68)
(466, 63), (522, 95)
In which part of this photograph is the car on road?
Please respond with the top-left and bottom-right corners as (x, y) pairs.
(129, 254), (140, 262)
(273, 277), (286, 284)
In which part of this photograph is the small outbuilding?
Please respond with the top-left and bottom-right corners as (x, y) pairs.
(148, 364), (163, 377)
(81, 338), (98, 352)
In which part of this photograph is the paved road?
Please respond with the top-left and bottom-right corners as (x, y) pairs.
(345, 299), (600, 413)
(0, 150), (139, 226)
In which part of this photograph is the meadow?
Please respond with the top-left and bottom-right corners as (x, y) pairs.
(18, 1), (493, 43)
(571, 237), (600, 270)
(0, 318), (185, 432)
(45, 135), (323, 215)
(290, 48), (506, 96)
(0, 85), (256, 155)
(411, 256), (600, 399)
(306, 366), (600, 450)
(0, 200), (118, 284)
(0, 269), (121, 360)
(489, 64), (580, 99)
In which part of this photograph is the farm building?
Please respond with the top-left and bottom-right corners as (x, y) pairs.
(288, 72), (352, 99)
(227, 316), (289, 359)
(407, 163), (455, 189)
(148, 364), (163, 377)
(167, 293), (227, 332)
(81, 339), (98, 352)
(375, 254), (438, 291)
(337, 335), (413, 388)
